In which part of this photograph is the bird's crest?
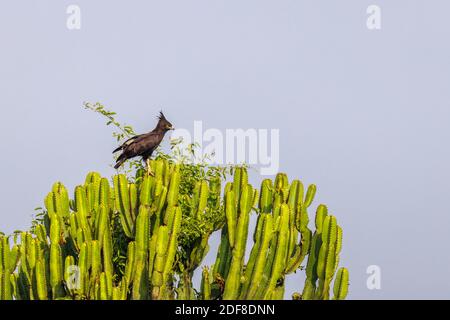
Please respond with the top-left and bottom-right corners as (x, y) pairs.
(158, 111), (167, 121)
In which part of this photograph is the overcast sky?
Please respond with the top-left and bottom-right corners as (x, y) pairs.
(1, 1), (449, 299)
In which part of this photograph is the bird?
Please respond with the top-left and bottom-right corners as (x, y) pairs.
(113, 111), (174, 175)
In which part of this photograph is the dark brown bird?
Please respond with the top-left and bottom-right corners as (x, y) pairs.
(113, 112), (174, 175)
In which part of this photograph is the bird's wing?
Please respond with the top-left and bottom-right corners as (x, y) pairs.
(125, 132), (164, 156)
(112, 134), (145, 153)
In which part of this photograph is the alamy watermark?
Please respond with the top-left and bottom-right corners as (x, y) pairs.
(366, 265), (381, 290)
(366, 5), (381, 30)
(66, 5), (81, 30)
(66, 265), (81, 290)
(171, 121), (280, 176)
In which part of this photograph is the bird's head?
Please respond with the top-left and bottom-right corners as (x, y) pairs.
(157, 111), (175, 131)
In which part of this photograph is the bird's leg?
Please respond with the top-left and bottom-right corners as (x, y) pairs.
(146, 158), (154, 176)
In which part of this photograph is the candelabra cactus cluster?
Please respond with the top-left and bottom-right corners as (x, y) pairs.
(0, 158), (349, 300)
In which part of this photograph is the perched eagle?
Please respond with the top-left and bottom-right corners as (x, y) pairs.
(113, 112), (174, 175)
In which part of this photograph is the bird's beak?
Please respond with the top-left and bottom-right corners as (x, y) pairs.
(170, 126), (175, 130)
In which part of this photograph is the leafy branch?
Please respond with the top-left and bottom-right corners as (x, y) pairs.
(84, 102), (135, 142)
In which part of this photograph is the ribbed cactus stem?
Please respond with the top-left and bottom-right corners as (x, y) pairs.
(124, 241), (136, 286)
(166, 165), (180, 208)
(223, 184), (253, 300)
(259, 179), (273, 214)
(196, 181), (209, 220)
(243, 213), (274, 299)
(74, 186), (91, 238)
(64, 255), (76, 297)
(90, 240), (102, 295)
(78, 242), (89, 298)
(113, 174), (134, 238)
(263, 204), (290, 299)
(225, 190), (237, 248)
(49, 243), (63, 298)
(151, 226), (169, 299)
(238, 215), (264, 299)
(35, 259), (48, 300)
(212, 226), (232, 280)
(200, 266), (211, 300)
(129, 183), (138, 221)
(161, 207), (182, 296)
(304, 184), (317, 208)
(317, 215), (338, 299)
(0, 236), (12, 300)
(132, 206), (150, 300)
(333, 267), (349, 300)
(102, 213), (114, 299)
(95, 205), (109, 248)
(139, 175), (154, 207)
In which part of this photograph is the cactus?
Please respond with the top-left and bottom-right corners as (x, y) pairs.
(0, 158), (349, 300)
(333, 267), (349, 300)
(223, 180), (255, 299)
(240, 213), (274, 299)
(113, 174), (134, 238)
(0, 236), (17, 300)
(200, 266), (211, 300)
(132, 206), (150, 300)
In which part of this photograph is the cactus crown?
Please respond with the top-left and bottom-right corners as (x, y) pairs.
(0, 106), (349, 300)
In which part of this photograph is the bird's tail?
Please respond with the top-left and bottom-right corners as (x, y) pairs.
(114, 159), (125, 169)
(112, 145), (123, 153)
(114, 155), (126, 169)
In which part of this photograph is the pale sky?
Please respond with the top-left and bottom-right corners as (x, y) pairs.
(1, 1), (450, 299)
